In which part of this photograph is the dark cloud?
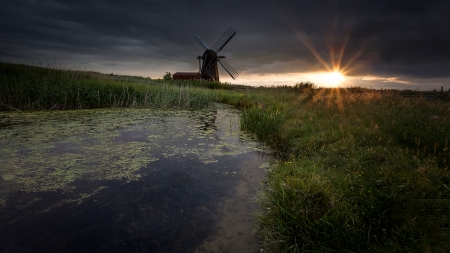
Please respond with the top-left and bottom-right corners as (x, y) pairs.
(1, 0), (449, 86)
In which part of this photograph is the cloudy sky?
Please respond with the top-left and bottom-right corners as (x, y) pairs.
(1, 0), (449, 89)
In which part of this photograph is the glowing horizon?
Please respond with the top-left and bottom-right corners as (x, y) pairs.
(219, 72), (431, 89)
(220, 71), (346, 87)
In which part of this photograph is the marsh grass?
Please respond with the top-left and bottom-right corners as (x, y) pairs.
(0, 62), (218, 110)
(239, 87), (450, 252)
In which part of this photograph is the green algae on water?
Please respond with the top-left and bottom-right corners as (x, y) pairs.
(0, 104), (271, 206)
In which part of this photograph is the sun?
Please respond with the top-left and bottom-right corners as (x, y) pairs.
(325, 71), (345, 86)
(314, 71), (345, 87)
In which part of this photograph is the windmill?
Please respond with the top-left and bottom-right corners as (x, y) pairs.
(173, 27), (239, 82)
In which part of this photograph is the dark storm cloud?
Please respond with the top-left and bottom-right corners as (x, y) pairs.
(346, 0), (450, 77)
(1, 0), (449, 82)
(272, 0), (450, 78)
(1, 1), (200, 59)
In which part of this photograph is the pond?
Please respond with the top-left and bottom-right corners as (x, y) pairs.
(0, 104), (272, 253)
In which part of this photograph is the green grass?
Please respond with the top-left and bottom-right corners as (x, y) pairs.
(1, 62), (449, 252)
(238, 88), (450, 252)
(0, 62), (219, 110)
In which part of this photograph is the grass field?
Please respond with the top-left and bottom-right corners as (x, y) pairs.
(0, 62), (220, 110)
(238, 88), (450, 252)
(1, 62), (449, 252)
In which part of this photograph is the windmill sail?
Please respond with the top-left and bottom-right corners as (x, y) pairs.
(212, 27), (236, 53)
(218, 58), (239, 80)
(193, 33), (209, 51)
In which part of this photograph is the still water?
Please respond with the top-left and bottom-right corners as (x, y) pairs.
(0, 104), (271, 253)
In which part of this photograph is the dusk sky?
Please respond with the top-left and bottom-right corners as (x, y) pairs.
(1, 0), (449, 89)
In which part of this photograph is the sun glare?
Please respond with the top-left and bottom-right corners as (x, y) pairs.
(279, 8), (362, 88)
(324, 71), (345, 86)
(311, 71), (345, 87)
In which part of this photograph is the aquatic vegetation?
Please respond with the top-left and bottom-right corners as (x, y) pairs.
(0, 103), (272, 252)
(0, 104), (269, 205)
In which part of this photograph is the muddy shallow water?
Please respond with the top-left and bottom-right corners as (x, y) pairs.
(0, 104), (271, 253)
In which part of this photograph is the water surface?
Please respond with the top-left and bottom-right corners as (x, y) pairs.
(0, 104), (271, 253)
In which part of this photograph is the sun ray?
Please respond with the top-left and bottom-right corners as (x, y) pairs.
(335, 28), (352, 73)
(335, 87), (345, 112)
(339, 50), (362, 75)
(279, 9), (333, 72)
(276, 5), (368, 89)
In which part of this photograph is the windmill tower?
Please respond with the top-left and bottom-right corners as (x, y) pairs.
(173, 27), (239, 82)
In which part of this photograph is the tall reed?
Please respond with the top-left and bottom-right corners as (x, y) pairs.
(0, 62), (217, 110)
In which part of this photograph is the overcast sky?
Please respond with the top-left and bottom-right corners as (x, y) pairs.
(1, 0), (449, 89)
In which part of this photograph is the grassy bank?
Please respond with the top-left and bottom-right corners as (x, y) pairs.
(0, 62), (218, 110)
(2, 62), (449, 252)
(238, 88), (450, 252)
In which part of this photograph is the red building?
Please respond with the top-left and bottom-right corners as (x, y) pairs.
(172, 72), (202, 80)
